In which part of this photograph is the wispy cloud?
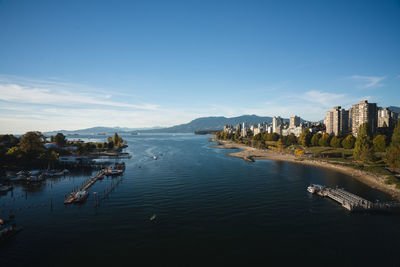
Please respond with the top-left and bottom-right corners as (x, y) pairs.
(0, 83), (159, 110)
(349, 75), (385, 88)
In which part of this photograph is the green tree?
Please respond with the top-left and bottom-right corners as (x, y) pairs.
(311, 133), (321, 146)
(391, 121), (400, 147)
(19, 131), (46, 155)
(319, 133), (331, 147)
(298, 128), (312, 147)
(373, 134), (387, 152)
(353, 123), (374, 162)
(54, 133), (67, 147)
(0, 134), (19, 148)
(271, 133), (280, 141)
(386, 146), (400, 169)
(386, 121), (400, 169)
(253, 133), (263, 141)
(330, 136), (342, 148)
(277, 138), (283, 151)
(287, 133), (297, 146)
(342, 134), (356, 149)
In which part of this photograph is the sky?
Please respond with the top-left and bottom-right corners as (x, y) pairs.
(0, 0), (399, 134)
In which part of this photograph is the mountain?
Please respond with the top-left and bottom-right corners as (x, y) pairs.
(44, 126), (162, 135)
(139, 115), (289, 133)
(389, 106), (400, 114)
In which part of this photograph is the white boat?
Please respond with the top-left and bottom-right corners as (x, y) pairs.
(153, 156), (157, 160)
(307, 184), (324, 194)
(74, 190), (89, 203)
(307, 185), (316, 193)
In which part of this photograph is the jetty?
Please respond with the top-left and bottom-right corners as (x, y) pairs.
(308, 184), (400, 212)
(64, 163), (125, 204)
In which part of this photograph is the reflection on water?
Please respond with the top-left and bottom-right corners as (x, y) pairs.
(1, 133), (399, 266)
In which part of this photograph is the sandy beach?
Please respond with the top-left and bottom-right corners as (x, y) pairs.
(211, 140), (400, 200)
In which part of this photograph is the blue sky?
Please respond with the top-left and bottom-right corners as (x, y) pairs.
(0, 0), (399, 133)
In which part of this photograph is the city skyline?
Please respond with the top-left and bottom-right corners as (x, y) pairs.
(1, 0), (400, 133)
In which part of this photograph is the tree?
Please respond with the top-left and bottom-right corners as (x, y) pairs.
(342, 135), (356, 149)
(277, 138), (283, 151)
(386, 146), (400, 169)
(253, 133), (263, 141)
(391, 121), (400, 147)
(373, 134), (387, 152)
(19, 131), (46, 155)
(287, 133), (297, 146)
(353, 123), (374, 162)
(298, 128), (312, 147)
(0, 134), (19, 148)
(54, 133), (67, 147)
(330, 136), (342, 148)
(386, 121), (400, 169)
(311, 133), (321, 146)
(271, 133), (280, 141)
(319, 133), (331, 147)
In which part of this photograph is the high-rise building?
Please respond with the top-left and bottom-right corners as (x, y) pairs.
(290, 116), (300, 128)
(351, 100), (378, 137)
(378, 107), (399, 128)
(324, 106), (349, 136)
(241, 122), (248, 137)
(272, 116), (282, 134)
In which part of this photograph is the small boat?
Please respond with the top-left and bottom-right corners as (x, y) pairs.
(0, 215), (23, 241)
(150, 214), (156, 221)
(74, 190), (89, 203)
(153, 156), (157, 160)
(307, 184), (324, 194)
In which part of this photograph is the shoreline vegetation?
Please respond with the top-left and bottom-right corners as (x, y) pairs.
(211, 139), (400, 200)
(0, 132), (128, 177)
(212, 120), (400, 199)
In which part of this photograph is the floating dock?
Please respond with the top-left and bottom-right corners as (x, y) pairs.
(308, 185), (400, 212)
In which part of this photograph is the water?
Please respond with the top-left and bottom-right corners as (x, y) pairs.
(1, 134), (399, 266)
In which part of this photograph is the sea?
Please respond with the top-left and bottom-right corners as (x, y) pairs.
(1, 134), (399, 266)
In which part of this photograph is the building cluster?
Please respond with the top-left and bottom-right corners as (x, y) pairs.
(324, 100), (399, 137)
(223, 115), (322, 138)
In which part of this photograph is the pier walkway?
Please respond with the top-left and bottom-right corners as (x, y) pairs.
(312, 186), (400, 212)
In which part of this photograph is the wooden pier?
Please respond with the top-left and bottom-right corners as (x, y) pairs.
(311, 186), (400, 212)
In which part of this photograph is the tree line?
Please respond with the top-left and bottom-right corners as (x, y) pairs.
(0, 132), (126, 171)
(216, 121), (400, 169)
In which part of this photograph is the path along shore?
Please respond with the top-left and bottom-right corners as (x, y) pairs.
(212, 140), (400, 200)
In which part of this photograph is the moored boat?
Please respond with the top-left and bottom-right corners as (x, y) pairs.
(0, 215), (23, 241)
(74, 190), (89, 203)
(307, 184), (325, 194)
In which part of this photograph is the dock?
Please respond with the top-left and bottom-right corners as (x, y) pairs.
(309, 185), (400, 212)
(64, 163), (125, 204)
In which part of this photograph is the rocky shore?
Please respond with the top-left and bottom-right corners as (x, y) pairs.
(212, 140), (400, 200)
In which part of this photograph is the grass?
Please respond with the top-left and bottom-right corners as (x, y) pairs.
(384, 175), (400, 189)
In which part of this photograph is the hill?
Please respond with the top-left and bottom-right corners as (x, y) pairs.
(139, 115), (288, 133)
(389, 106), (400, 114)
(44, 126), (162, 135)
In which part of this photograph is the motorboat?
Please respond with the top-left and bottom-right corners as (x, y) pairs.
(153, 155), (157, 160)
(73, 190), (89, 203)
(307, 184), (324, 194)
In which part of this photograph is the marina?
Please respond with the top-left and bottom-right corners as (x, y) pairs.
(64, 163), (125, 204)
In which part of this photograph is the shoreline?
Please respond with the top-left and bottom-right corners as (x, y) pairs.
(211, 140), (400, 200)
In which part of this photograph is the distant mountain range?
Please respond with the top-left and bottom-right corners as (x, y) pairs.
(44, 126), (163, 135)
(138, 115), (291, 133)
(389, 106), (400, 114)
(45, 107), (400, 135)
